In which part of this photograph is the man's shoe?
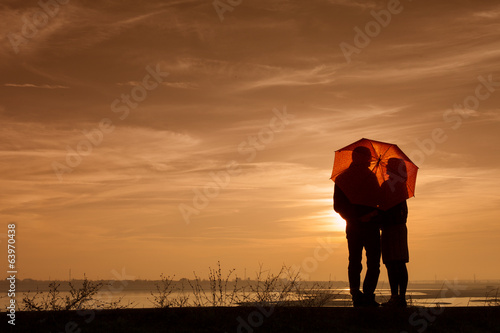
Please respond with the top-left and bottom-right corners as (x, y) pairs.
(352, 291), (365, 308)
(363, 293), (380, 307)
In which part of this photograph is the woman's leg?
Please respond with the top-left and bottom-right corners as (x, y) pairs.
(385, 262), (399, 296)
(392, 261), (408, 307)
(398, 262), (408, 297)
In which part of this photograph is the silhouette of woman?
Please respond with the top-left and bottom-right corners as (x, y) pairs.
(380, 158), (409, 308)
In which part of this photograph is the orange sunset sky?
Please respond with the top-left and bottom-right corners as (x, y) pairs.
(1, 0), (500, 282)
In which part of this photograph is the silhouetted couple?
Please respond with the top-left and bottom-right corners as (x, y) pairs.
(334, 146), (409, 308)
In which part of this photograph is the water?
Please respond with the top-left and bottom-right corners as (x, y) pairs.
(3, 289), (497, 310)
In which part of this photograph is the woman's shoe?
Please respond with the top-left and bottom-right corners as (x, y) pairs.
(381, 295), (400, 307)
(398, 296), (407, 308)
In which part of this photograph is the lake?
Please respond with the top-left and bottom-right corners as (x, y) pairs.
(4, 287), (498, 310)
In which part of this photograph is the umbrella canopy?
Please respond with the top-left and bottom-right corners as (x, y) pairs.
(331, 138), (418, 210)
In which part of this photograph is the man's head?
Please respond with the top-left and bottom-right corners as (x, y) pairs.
(351, 146), (372, 167)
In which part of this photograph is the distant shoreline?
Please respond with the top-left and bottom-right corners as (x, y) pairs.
(2, 278), (499, 292)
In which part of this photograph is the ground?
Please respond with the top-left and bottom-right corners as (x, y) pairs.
(4, 306), (500, 333)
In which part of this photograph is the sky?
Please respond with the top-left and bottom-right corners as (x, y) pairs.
(1, 0), (500, 282)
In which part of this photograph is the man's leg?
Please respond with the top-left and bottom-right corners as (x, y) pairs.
(363, 228), (381, 298)
(347, 231), (363, 302)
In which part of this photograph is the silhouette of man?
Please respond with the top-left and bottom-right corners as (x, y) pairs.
(333, 146), (381, 307)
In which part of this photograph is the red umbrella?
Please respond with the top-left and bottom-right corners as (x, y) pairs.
(330, 138), (418, 210)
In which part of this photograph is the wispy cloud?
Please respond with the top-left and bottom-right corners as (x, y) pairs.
(238, 65), (338, 91)
(162, 82), (199, 89)
(473, 5), (500, 19)
(327, 0), (377, 9)
(4, 83), (69, 89)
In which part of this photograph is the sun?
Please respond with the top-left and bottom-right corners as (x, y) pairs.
(313, 209), (346, 232)
(330, 211), (346, 232)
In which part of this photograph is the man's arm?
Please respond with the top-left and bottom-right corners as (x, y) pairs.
(334, 184), (378, 223)
(334, 185), (357, 221)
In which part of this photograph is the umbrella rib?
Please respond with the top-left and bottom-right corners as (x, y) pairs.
(368, 140), (377, 156)
(368, 140), (382, 175)
(380, 145), (392, 159)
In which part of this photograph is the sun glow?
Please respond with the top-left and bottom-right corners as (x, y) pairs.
(330, 211), (346, 232)
(312, 208), (346, 232)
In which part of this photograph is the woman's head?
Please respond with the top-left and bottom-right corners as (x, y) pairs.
(387, 158), (407, 179)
